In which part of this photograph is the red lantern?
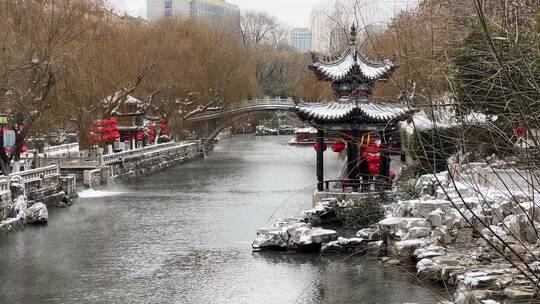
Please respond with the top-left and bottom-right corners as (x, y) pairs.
(159, 117), (170, 136)
(3, 147), (11, 154)
(314, 143), (328, 152)
(20, 145), (28, 153)
(369, 164), (379, 175)
(514, 125), (526, 137)
(332, 140), (346, 153)
(367, 154), (381, 164)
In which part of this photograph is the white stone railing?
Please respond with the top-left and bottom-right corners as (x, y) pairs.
(451, 163), (540, 192)
(101, 142), (180, 165)
(10, 165), (60, 183)
(9, 165), (61, 197)
(43, 143), (79, 155)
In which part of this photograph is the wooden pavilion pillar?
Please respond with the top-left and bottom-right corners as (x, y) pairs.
(316, 129), (325, 191)
(348, 129), (360, 191)
(346, 135), (355, 183)
(379, 130), (391, 190)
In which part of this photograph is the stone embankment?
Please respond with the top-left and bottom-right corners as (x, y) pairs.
(85, 141), (205, 187)
(254, 163), (540, 303)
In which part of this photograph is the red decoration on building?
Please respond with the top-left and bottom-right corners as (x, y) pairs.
(363, 141), (382, 175)
(314, 143), (328, 152)
(368, 163), (379, 175)
(90, 117), (119, 144)
(108, 117), (119, 142)
(20, 145), (28, 153)
(147, 123), (156, 143)
(332, 140), (346, 153)
(159, 117), (170, 136)
(137, 129), (144, 141)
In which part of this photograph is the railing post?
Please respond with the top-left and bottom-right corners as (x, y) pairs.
(317, 129), (324, 192)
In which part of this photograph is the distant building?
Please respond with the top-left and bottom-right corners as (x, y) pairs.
(147, 0), (240, 25)
(290, 28), (312, 53)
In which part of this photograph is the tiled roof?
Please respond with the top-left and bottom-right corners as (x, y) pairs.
(309, 25), (397, 82)
(310, 47), (396, 81)
(296, 100), (414, 124)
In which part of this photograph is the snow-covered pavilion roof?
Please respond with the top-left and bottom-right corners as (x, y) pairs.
(297, 99), (415, 124)
(103, 92), (143, 106)
(309, 26), (397, 82)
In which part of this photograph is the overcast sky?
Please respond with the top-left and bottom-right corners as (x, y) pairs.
(108, 0), (415, 28)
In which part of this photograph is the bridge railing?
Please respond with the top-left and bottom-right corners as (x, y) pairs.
(234, 96), (296, 108)
(187, 97), (297, 120)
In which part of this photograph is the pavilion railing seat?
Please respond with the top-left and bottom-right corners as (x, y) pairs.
(323, 177), (392, 193)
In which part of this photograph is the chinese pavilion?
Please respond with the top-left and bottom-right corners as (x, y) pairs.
(296, 25), (415, 192)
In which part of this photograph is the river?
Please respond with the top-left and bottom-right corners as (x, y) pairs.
(0, 135), (437, 304)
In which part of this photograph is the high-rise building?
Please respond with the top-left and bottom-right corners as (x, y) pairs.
(329, 27), (348, 53)
(147, 0), (240, 24)
(290, 28), (312, 53)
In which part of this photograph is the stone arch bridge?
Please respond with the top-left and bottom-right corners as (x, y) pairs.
(185, 97), (298, 140)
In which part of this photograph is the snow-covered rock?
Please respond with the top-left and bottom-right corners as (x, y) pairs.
(356, 228), (380, 241)
(337, 237), (365, 247)
(378, 217), (407, 235)
(395, 239), (427, 257)
(427, 208), (445, 227)
(406, 227), (431, 239)
(12, 195), (28, 220)
(306, 228), (338, 245)
(26, 202), (48, 224)
(252, 231), (288, 250)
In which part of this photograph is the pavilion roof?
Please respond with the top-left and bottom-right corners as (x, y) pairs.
(296, 99), (415, 124)
(309, 26), (397, 82)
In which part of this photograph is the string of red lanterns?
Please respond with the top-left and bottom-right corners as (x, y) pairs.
(89, 117), (119, 144)
(313, 135), (383, 176)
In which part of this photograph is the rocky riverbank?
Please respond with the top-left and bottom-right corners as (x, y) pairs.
(253, 167), (540, 303)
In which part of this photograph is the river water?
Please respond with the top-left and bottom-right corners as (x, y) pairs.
(0, 135), (437, 304)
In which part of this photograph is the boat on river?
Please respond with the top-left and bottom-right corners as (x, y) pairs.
(288, 127), (318, 145)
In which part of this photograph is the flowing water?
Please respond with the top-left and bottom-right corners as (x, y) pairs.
(0, 135), (438, 304)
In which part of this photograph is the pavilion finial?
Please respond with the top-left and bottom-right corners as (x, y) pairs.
(350, 24), (357, 44)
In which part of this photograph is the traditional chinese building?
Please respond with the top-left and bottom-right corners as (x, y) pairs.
(113, 95), (146, 149)
(296, 25), (415, 193)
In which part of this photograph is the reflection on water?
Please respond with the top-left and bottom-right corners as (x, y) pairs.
(0, 135), (437, 304)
